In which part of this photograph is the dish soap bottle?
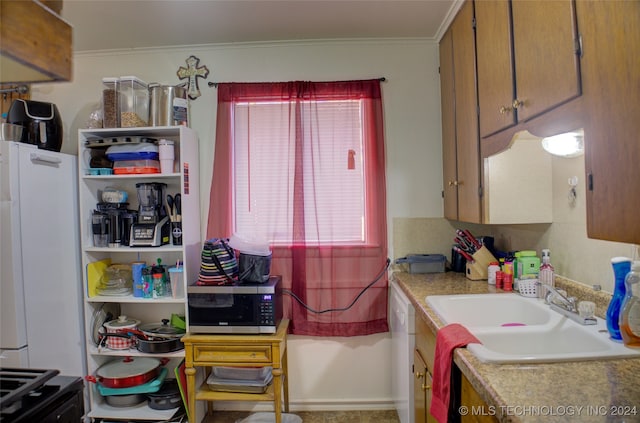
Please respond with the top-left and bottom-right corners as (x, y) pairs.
(606, 257), (632, 341)
(538, 249), (554, 299)
(620, 261), (640, 347)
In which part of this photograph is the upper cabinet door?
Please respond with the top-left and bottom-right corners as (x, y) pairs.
(475, 0), (516, 138)
(439, 1), (482, 224)
(512, 0), (581, 122)
(439, 29), (458, 221)
(452, 1), (481, 224)
(580, 1), (640, 244)
(476, 0), (581, 138)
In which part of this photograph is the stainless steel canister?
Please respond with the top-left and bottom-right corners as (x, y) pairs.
(149, 84), (188, 127)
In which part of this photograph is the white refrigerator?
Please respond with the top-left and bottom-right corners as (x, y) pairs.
(0, 141), (86, 377)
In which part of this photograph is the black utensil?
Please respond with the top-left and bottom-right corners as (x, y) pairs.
(174, 194), (181, 221)
(166, 194), (174, 221)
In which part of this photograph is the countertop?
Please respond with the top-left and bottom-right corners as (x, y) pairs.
(391, 271), (640, 423)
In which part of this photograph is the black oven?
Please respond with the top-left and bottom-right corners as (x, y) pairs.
(187, 276), (282, 334)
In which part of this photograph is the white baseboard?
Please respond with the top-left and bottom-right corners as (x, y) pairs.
(212, 398), (396, 412)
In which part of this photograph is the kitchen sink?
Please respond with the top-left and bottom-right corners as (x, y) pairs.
(426, 293), (552, 328)
(425, 293), (640, 363)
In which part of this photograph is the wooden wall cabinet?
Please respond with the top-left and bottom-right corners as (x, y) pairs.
(440, 0), (482, 224)
(578, 1), (640, 245)
(0, 1), (72, 83)
(475, 0), (581, 139)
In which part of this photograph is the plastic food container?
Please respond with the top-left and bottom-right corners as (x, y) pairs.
(113, 160), (160, 175)
(395, 254), (446, 274)
(102, 77), (120, 128)
(106, 143), (159, 161)
(119, 76), (149, 127)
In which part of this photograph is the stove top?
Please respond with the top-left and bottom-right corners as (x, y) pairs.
(0, 368), (84, 423)
(0, 368), (59, 409)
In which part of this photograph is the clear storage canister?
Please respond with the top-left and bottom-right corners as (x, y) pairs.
(102, 77), (120, 128)
(119, 76), (149, 127)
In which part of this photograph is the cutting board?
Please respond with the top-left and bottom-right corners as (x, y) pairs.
(86, 258), (111, 297)
(175, 359), (189, 421)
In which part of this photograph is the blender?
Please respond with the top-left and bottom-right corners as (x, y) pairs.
(130, 182), (170, 247)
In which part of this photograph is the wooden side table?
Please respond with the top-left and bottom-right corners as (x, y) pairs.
(182, 319), (290, 423)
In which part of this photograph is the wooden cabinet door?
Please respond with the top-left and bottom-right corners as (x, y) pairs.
(413, 348), (435, 423)
(439, 0), (482, 223)
(439, 28), (458, 221)
(461, 373), (499, 423)
(475, 0), (516, 138)
(579, 1), (640, 244)
(512, 0), (581, 122)
(476, 0), (581, 138)
(452, 1), (482, 223)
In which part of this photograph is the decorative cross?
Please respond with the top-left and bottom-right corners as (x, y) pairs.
(177, 55), (210, 100)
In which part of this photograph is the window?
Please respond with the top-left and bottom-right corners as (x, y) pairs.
(233, 99), (366, 244)
(207, 80), (388, 336)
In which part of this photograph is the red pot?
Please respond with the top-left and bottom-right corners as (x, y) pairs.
(92, 357), (162, 389)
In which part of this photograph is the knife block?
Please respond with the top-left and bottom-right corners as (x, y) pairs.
(466, 246), (498, 280)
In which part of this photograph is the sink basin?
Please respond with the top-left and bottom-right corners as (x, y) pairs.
(426, 293), (552, 328)
(425, 293), (640, 363)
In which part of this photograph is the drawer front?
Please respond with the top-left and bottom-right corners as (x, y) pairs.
(192, 345), (273, 364)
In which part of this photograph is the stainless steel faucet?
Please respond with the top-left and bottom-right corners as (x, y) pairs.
(540, 283), (597, 325)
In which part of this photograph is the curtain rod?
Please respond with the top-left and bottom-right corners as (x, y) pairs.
(207, 77), (386, 88)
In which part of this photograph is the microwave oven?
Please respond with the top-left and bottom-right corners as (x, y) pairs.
(187, 276), (282, 334)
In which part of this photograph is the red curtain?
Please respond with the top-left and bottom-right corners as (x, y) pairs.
(207, 80), (388, 336)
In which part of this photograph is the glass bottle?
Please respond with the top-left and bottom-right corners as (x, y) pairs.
(620, 261), (640, 347)
(606, 257), (631, 341)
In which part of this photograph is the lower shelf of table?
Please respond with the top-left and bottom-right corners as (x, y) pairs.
(195, 382), (275, 402)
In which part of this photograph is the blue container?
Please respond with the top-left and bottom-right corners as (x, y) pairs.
(606, 257), (631, 341)
(131, 262), (146, 297)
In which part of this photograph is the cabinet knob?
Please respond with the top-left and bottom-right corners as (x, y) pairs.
(499, 105), (513, 115)
(415, 371), (424, 379)
(422, 384), (432, 391)
(512, 99), (525, 109)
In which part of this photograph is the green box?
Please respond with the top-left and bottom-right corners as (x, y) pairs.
(518, 255), (541, 276)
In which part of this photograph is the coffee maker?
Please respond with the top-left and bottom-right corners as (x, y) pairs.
(130, 182), (170, 247)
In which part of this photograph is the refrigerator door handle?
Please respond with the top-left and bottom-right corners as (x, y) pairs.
(30, 152), (62, 165)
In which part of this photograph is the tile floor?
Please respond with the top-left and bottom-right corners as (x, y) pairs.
(204, 410), (400, 423)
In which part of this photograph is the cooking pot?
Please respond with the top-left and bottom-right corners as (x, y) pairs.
(146, 379), (182, 410)
(92, 357), (163, 389)
(104, 393), (146, 407)
(0, 123), (24, 141)
(139, 319), (185, 339)
(149, 83), (188, 126)
(103, 331), (183, 354)
(103, 315), (140, 350)
(101, 320), (185, 353)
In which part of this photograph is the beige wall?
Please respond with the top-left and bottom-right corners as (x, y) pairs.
(32, 39), (442, 411)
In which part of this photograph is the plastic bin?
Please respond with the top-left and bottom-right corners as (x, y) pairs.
(102, 77), (120, 128)
(395, 254), (446, 274)
(119, 76), (149, 127)
(113, 159), (160, 174)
